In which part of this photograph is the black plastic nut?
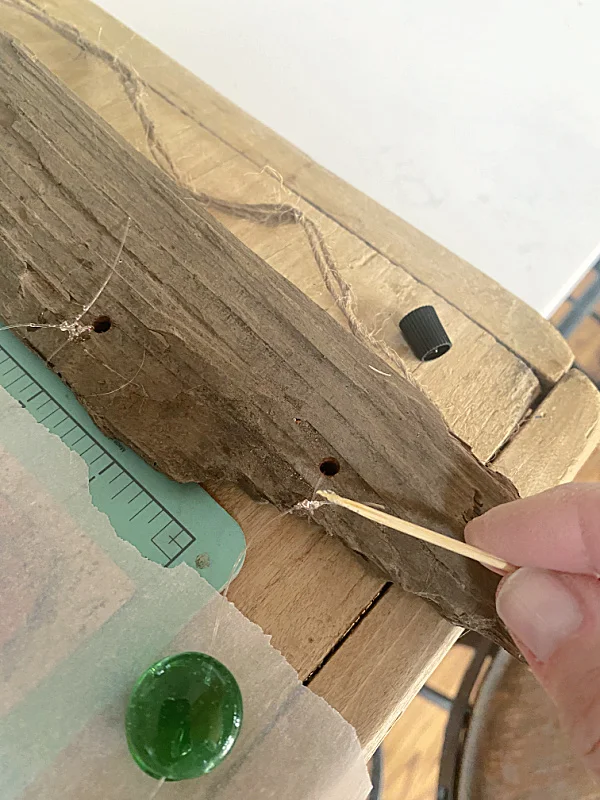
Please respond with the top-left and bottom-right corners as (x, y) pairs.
(399, 305), (452, 361)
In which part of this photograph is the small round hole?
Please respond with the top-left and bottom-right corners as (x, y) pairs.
(92, 315), (112, 334)
(319, 457), (340, 477)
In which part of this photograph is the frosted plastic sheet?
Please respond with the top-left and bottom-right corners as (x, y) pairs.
(0, 386), (371, 799)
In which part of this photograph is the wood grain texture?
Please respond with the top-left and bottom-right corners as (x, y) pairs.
(494, 369), (600, 496)
(207, 481), (384, 680)
(310, 376), (596, 752)
(192, 160), (540, 464)
(0, 35), (521, 648)
(381, 645), (473, 800)
(309, 587), (461, 758)
(0, 0), (542, 466)
(16, 0), (572, 386)
(0, 3), (539, 742)
(0, 2), (586, 753)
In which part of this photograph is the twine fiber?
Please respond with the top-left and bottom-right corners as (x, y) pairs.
(3, 0), (409, 378)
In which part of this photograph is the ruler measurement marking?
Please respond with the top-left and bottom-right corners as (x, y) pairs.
(52, 417), (76, 431)
(154, 521), (174, 536)
(5, 374), (29, 389)
(165, 539), (194, 567)
(0, 343), (197, 564)
(129, 500), (153, 521)
(111, 480), (134, 500)
(39, 408), (61, 423)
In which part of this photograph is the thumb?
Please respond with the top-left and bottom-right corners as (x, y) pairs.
(497, 567), (600, 776)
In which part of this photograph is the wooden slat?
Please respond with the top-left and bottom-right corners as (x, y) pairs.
(210, 482), (384, 680)
(12, 0), (572, 386)
(309, 589), (460, 758)
(380, 645), (473, 799)
(494, 369), (600, 496)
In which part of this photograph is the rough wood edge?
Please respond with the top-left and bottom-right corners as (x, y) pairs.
(17, 0), (573, 386)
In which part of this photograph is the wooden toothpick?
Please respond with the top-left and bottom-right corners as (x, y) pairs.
(316, 489), (515, 575)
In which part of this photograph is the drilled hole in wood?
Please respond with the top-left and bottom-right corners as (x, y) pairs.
(92, 315), (112, 333)
(319, 457), (340, 477)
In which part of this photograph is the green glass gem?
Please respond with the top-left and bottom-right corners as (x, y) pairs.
(126, 652), (243, 781)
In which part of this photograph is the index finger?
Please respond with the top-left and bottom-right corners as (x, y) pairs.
(465, 483), (600, 576)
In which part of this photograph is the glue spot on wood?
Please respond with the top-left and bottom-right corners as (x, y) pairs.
(92, 315), (111, 333)
(319, 457), (340, 477)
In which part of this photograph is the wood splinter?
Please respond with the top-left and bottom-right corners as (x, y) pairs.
(317, 490), (516, 575)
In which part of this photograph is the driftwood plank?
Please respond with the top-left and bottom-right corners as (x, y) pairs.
(0, 34), (518, 647)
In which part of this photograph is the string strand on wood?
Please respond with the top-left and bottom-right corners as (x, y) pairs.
(317, 489), (516, 575)
(0, 217), (131, 358)
(2, 0), (410, 379)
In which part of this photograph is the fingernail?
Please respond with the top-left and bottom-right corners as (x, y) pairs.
(496, 568), (584, 662)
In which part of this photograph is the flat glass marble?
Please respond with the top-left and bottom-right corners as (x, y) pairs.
(126, 652), (243, 781)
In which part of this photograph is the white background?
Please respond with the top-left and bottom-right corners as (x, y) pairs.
(97, 0), (600, 315)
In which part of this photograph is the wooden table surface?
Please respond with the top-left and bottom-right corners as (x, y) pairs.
(3, 0), (600, 757)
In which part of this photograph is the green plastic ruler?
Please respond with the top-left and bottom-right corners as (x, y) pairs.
(0, 326), (245, 590)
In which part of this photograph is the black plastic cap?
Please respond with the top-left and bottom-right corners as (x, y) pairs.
(399, 305), (452, 361)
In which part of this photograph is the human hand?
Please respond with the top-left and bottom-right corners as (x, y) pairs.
(465, 483), (600, 777)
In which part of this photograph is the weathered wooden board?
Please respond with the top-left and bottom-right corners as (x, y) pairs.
(16, 0), (571, 387)
(0, 0), (542, 469)
(0, 34), (520, 647)
(195, 158), (540, 464)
